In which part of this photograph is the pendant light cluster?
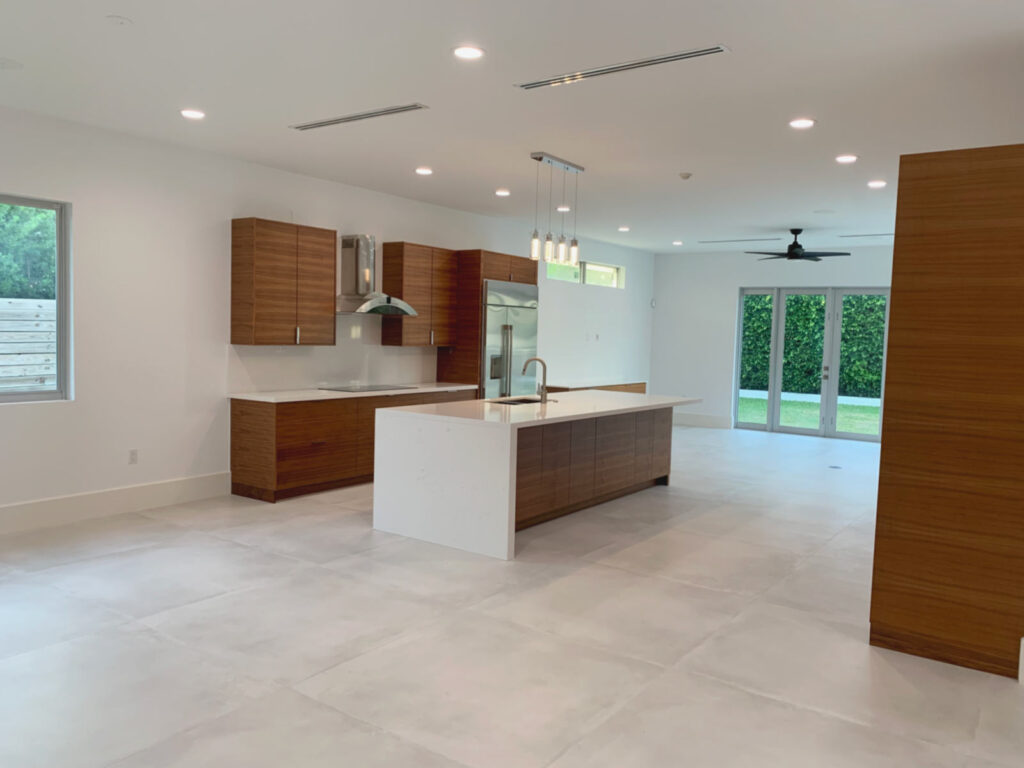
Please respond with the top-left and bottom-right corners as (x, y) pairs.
(529, 152), (583, 266)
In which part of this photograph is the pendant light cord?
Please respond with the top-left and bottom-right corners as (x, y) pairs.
(560, 168), (567, 236)
(547, 163), (553, 234)
(573, 172), (579, 239)
(533, 161), (540, 231)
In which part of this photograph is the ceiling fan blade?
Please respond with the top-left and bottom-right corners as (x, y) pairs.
(802, 256), (822, 262)
(747, 251), (787, 257)
(756, 255), (790, 260)
(803, 251), (850, 257)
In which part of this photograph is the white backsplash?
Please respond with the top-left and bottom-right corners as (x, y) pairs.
(228, 314), (437, 393)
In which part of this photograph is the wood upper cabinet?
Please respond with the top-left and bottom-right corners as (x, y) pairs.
(295, 226), (337, 345)
(381, 243), (457, 347)
(481, 250), (537, 285)
(231, 217), (337, 346)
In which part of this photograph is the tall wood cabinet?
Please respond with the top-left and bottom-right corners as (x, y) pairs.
(871, 143), (1024, 679)
(231, 218), (336, 345)
(436, 249), (538, 390)
(381, 242), (457, 347)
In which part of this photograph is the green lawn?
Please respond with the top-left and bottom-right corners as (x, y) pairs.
(738, 397), (880, 435)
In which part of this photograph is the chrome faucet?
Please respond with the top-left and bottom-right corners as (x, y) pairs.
(522, 357), (548, 403)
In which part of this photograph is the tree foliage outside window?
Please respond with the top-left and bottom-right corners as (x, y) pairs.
(0, 203), (57, 300)
(739, 292), (887, 397)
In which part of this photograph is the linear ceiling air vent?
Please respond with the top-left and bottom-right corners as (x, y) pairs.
(290, 103), (428, 131)
(697, 237), (783, 244)
(516, 46), (728, 90)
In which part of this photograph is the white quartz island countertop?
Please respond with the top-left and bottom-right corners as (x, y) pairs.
(374, 391), (700, 560)
(229, 382), (477, 403)
(385, 390), (700, 428)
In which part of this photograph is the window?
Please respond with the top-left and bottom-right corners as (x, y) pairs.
(545, 262), (581, 283)
(582, 261), (625, 289)
(0, 194), (71, 402)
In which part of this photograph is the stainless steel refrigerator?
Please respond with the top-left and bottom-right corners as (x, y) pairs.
(482, 280), (539, 399)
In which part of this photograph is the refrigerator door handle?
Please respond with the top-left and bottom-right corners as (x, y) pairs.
(501, 324), (513, 397)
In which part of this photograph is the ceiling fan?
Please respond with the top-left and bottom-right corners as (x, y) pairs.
(747, 229), (850, 262)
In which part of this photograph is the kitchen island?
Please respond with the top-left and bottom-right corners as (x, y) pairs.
(373, 391), (699, 559)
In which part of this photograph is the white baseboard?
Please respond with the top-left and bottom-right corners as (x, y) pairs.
(673, 411), (733, 429)
(0, 472), (231, 536)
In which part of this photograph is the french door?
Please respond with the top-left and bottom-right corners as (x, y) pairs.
(735, 287), (890, 441)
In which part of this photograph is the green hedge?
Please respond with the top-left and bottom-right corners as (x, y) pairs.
(739, 293), (885, 398)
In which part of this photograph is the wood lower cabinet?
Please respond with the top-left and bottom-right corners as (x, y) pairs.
(547, 382), (648, 394)
(231, 389), (475, 502)
(231, 218), (337, 346)
(515, 408), (672, 529)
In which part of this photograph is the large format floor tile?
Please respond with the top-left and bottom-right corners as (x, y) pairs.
(588, 524), (800, 595)
(110, 688), (466, 768)
(476, 561), (749, 665)
(296, 612), (659, 768)
(0, 624), (271, 768)
(4, 427), (1019, 768)
(0, 512), (187, 571)
(34, 531), (300, 618)
(142, 565), (444, 684)
(0, 576), (128, 660)
(550, 667), (998, 768)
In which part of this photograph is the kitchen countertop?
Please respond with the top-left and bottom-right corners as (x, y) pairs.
(546, 379), (647, 389)
(229, 382), (478, 403)
(382, 390), (699, 429)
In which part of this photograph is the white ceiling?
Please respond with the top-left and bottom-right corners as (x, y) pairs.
(1, 0), (1022, 253)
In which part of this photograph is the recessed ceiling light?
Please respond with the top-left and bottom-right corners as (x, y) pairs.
(836, 154), (858, 164)
(495, 188), (510, 197)
(556, 205), (571, 213)
(105, 14), (133, 26)
(618, 226), (630, 232)
(672, 240), (683, 246)
(453, 45), (484, 60)
(867, 179), (887, 189)
(678, 172), (693, 180)
(180, 109), (205, 120)
(789, 117), (815, 130)
(415, 166), (433, 176)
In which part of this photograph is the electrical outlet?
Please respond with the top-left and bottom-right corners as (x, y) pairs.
(128, 449), (138, 465)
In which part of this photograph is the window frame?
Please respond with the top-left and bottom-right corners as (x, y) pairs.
(0, 193), (72, 404)
(581, 260), (625, 289)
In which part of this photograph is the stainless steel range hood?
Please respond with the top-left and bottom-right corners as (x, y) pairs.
(336, 235), (418, 315)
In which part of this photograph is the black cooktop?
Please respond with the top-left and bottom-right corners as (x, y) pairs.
(319, 384), (418, 393)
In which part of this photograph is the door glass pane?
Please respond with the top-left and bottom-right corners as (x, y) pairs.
(836, 294), (887, 435)
(779, 293), (826, 429)
(737, 293), (773, 425)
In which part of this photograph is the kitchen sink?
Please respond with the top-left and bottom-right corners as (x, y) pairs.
(487, 397), (554, 405)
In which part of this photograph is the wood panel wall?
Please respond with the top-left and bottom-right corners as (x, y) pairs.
(871, 143), (1024, 679)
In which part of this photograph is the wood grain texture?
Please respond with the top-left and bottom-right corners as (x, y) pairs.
(230, 220), (256, 344)
(871, 143), (1024, 679)
(652, 408), (672, 478)
(296, 225), (336, 345)
(275, 400), (358, 490)
(230, 399), (276, 489)
(594, 413), (637, 496)
(510, 255), (538, 285)
(431, 248), (457, 346)
(515, 409), (673, 529)
(252, 219), (298, 345)
(547, 382), (648, 394)
(381, 242), (433, 346)
(481, 251), (511, 282)
(436, 251), (485, 387)
(569, 418), (596, 504)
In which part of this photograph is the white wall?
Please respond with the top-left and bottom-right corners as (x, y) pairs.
(0, 107), (653, 510)
(649, 246), (893, 427)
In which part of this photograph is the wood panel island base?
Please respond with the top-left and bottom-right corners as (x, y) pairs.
(372, 391), (699, 559)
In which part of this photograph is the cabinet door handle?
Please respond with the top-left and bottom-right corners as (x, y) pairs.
(430, 329), (434, 345)
(296, 326), (301, 344)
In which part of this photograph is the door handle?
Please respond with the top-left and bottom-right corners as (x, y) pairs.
(296, 326), (301, 344)
(501, 324), (513, 397)
(430, 329), (434, 345)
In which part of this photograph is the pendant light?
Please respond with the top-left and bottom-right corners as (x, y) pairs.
(529, 161), (541, 261)
(528, 152), (584, 265)
(556, 167), (568, 263)
(569, 170), (580, 266)
(543, 162), (555, 262)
